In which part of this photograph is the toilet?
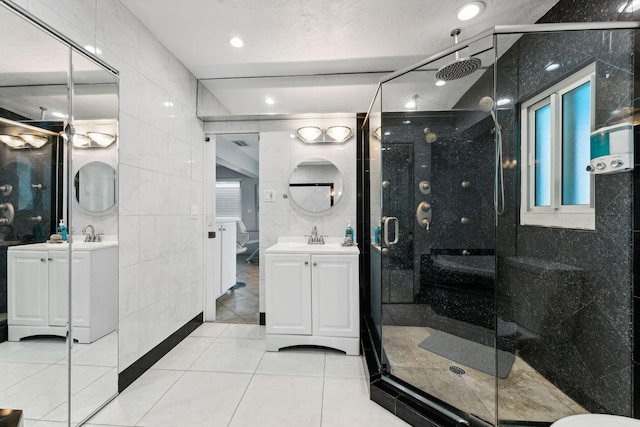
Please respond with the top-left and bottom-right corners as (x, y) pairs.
(551, 414), (640, 426)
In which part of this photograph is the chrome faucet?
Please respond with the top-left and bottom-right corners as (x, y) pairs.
(82, 224), (100, 242)
(307, 226), (325, 245)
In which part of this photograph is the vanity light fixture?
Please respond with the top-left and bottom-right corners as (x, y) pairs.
(456, 1), (485, 21)
(86, 132), (117, 147)
(19, 133), (48, 148)
(296, 126), (353, 144)
(72, 134), (92, 147)
(0, 135), (26, 149)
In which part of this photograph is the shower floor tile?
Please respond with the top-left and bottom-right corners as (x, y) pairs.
(382, 325), (588, 424)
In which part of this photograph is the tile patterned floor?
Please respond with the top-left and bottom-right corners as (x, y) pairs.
(81, 323), (409, 427)
(215, 256), (260, 324)
(383, 325), (588, 424)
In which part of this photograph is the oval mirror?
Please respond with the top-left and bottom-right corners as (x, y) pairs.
(74, 161), (117, 212)
(288, 158), (344, 213)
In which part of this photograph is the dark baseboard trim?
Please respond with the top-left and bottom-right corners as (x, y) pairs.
(118, 312), (203, 392)
(259, 312), (265, 325)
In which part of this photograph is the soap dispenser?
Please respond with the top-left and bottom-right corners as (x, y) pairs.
(374, 221), (382, 245)
(345, 221), (354, 244)
(56, 219), (67, 241)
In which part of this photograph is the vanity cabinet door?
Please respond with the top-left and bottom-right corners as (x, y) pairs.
(266, 253), (312, 335)
(7, 251), (49, 326)
(71, 251), (92, 328)
(48, 251), (70, 326)
(311, 255), (359, 338)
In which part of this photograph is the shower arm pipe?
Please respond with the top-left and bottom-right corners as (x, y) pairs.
(363, 21), (640, 123)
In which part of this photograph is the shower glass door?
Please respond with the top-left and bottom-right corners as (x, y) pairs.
(375, 36), (499, 424)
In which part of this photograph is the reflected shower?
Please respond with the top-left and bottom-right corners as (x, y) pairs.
(435, 29), (481, 81)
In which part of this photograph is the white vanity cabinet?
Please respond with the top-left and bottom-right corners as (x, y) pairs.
(265, 239), (359, 355)
(8, 242), (118, 343)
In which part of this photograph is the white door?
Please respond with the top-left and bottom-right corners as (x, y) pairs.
(7, 251), (48, 326)
(48, 251), (69, 326)
(311, 254), (359, 338)
(266, 253), (312, 335)
(220, 221), (237, 294)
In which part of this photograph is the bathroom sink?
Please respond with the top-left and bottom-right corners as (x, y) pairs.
(266, 239), (359, 255)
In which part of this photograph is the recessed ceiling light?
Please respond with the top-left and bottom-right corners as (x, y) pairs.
(229, 37), (244, 48)
(265, 97), (275, 105)
(163, 101), (173, 107)
(496, 98), (511, 106)
(618, 0), (640, 12)
(435, 80), (446, 87)
(545, 62), (560, 71)
(457, 1), (485, 21)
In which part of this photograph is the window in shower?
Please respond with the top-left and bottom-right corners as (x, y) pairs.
(520, 62), (595, 229)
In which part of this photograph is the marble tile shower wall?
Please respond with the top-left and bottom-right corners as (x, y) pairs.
(493, 28), (635, 414)
(12, 0), (207, 372)
(205, 117), (357, 314)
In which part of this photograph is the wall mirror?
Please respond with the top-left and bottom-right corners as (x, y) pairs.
(288, 158), (344, 213)
(74, 161), (117, 213)
(0, 2), (119, 426)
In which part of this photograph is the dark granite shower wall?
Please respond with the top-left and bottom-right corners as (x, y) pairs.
(453, 2), (638, 414)
(379, 112), (494, 309)
(0, 123), (62, 342)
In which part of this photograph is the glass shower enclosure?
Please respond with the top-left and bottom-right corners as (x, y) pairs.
(365, 22), (639, 426)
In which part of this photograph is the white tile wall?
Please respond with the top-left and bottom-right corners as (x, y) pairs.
(17, 0), (207, 372)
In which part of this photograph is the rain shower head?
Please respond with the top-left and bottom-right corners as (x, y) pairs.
(436, 29), (481, 81)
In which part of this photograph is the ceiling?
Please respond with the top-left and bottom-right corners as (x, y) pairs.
(120, 0), (560, 117)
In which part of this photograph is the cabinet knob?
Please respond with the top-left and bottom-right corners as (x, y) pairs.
(48, 258), (53, 261)
(305, 261), (309, 265)
(40, 258), (46, 262)
(313, 262), (317, 266)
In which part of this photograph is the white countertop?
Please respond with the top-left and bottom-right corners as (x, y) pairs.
(266, 236), (359, 255)
(8, 240), (118, 251)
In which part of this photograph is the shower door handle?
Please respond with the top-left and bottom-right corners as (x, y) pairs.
(383, 216), (399, 245)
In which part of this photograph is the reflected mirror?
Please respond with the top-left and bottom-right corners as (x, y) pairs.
(0, 2), (119, 426)
(288, 159), (344, 213)
(69, 48), (119, 425)
(74, 161), (117, 213)
(0, 3), (71, 425)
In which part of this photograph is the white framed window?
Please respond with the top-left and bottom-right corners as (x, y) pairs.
(520, 63), (596, 230)
(215, 180), (242, 220)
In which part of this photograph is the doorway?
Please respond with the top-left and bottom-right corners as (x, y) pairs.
(204, 133), (260, 323)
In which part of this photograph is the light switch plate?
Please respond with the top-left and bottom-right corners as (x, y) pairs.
(264, 189), (275, 202)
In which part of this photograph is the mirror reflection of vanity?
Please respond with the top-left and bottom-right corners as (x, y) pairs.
(0, 2), (119, 426)
(288, 159), (344, 213)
